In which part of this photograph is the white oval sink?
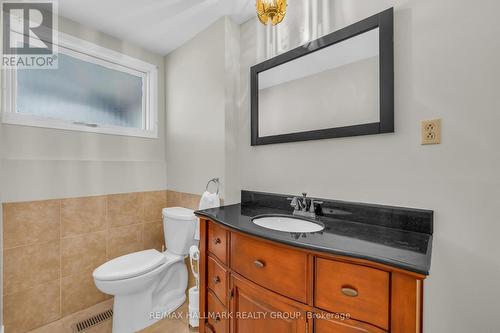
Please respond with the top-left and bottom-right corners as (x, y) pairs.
(252, 216), (324, 233)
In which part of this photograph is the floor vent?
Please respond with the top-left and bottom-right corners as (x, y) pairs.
(72, 308), (113, 332)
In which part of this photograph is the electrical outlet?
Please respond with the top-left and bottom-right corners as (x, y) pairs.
(421, 119), (441, 145)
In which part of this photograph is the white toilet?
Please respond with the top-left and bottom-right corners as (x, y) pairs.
(93, 207), (197, 333)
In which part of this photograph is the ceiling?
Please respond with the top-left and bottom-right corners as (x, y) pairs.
(59, 0), (255, 55)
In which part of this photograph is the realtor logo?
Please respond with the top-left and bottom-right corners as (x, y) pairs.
(2, 0), (58, 68)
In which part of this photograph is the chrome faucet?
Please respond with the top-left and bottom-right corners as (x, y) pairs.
(287, 193), (323, 218)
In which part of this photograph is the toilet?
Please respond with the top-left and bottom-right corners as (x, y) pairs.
(93, 207), (197, 333)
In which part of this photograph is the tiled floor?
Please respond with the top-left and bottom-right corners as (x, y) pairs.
(27, 299), (197, 333)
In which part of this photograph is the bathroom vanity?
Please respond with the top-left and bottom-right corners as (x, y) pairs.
(195, 191), (433, 333)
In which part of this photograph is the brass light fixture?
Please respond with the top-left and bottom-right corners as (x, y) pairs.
(256, 0), (287, 26)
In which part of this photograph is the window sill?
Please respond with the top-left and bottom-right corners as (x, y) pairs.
(1, 112), (158, 139)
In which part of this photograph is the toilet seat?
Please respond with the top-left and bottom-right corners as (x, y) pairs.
(94, 249), (167, 281)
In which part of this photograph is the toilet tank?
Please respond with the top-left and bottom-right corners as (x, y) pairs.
(162, 207), (197, 256)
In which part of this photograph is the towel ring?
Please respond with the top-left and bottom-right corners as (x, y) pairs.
(205, 178), (220, 195)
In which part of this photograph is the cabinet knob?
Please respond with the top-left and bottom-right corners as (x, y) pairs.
(213, 238), (221, 245)
(341, 287), (359, 297)
(212, 276), (221, 284)
(254, 260), (265, 268)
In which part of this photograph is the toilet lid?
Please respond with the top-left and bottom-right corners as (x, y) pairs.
(162, 207), (196, 220)
(93, 249), (167, 281)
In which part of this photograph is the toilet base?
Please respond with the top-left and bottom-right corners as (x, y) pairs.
(110, 259), (189, 333)
(112, 294), (186, 333)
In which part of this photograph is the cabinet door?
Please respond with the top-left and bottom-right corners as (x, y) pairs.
(315, 317), (387, 333)
(230, 275), (309, 333)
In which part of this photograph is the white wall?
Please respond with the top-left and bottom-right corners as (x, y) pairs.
(239, 0), (500, 332)
(0, 16), (167, 202)
(223, 18), (242, 205)
(165, 17), (240, 203)
(0, 105), (3, 328)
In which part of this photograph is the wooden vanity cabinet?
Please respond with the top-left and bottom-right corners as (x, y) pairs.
(198, 218), (425, 333)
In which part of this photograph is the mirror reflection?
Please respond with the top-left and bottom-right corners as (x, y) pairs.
(258, 28), (380, 137)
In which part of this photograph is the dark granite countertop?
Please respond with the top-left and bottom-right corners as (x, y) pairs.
(195, 191), (433, 275)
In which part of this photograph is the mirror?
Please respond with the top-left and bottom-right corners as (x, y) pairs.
(251, 8), (393, 146)
(259, 28), (380, 137)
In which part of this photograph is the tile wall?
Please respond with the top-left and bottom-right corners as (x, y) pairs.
(2, 190), (201, 333)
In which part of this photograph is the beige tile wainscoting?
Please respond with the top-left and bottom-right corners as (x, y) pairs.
(2, 190), (201, 333)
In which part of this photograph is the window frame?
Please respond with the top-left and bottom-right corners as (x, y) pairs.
(2, 31), (159, 138)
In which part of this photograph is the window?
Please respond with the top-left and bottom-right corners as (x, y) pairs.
(2, 32), (158, 138)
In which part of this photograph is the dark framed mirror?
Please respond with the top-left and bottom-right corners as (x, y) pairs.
(251, 8), (394, 146)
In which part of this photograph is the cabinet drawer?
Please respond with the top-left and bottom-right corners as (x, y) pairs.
(314, 316), (387, 333)
(207, 255), (228, 305)
(208, 222), (228, 265)
(231, 233), (309, 303)
(207, 290), (229, 333)
(315, 258), (390, 330)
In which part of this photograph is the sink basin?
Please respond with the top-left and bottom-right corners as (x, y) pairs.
(252, 215), (324, 233)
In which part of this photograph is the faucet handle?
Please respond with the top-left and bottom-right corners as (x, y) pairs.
(309, 199), (323, 213)
(287, 197), (299, 209)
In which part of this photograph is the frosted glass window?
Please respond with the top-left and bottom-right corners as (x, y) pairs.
(3, 33), (158, 138)
(16, 52), (144, 128)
